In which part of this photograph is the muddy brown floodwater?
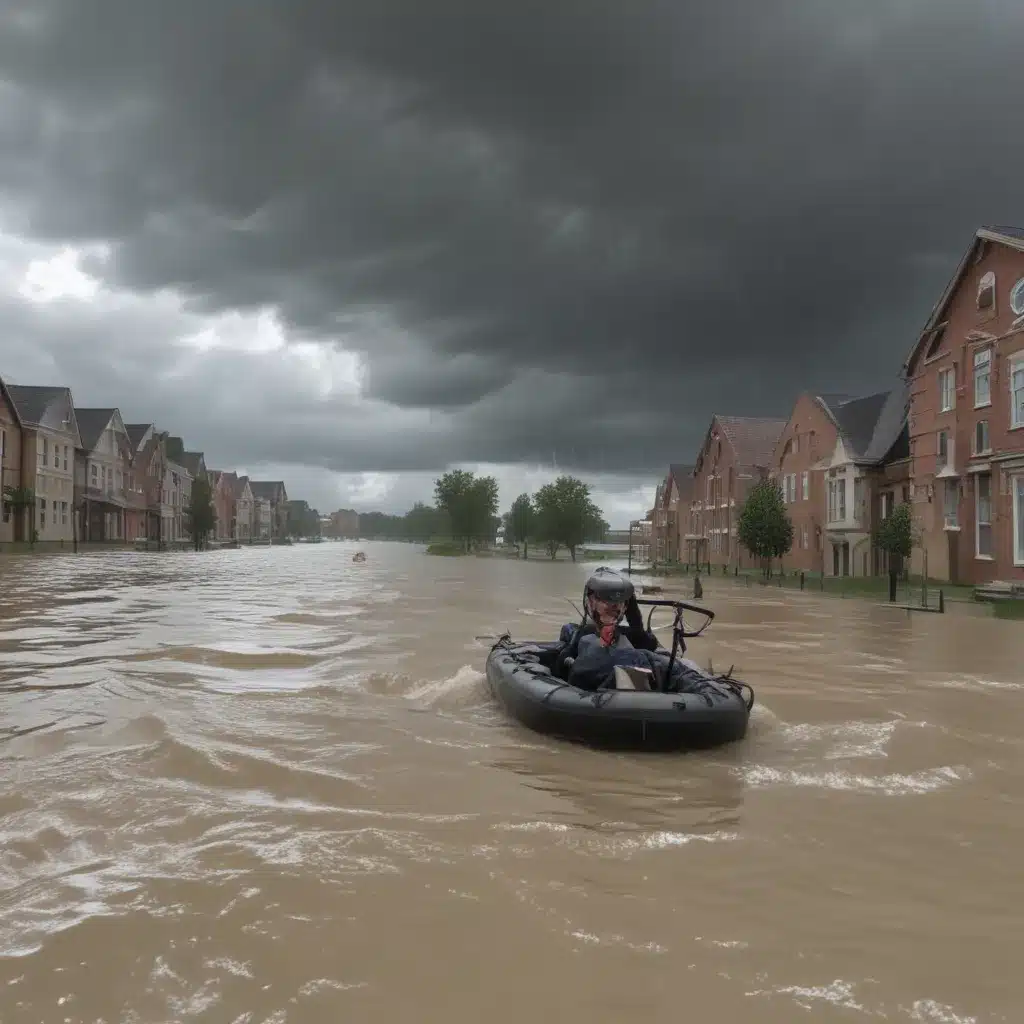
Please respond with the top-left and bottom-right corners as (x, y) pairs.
(0, 542), (1021, 1022)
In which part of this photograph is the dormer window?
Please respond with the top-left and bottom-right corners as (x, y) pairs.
(977, 271), (996, 311)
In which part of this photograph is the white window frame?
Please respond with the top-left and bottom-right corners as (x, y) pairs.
(1011, 278), (1024, 317)
(939, 367), (955, 412)
(1011, 354), (1024, 430)
(973, 347), (992, 408)
(937, 429), (951, 470)
(975, 472), (993, 560)
(973, 419), (991, 456)
(801, 471), (809, 501)
(943, 479), (959, 530)
(1014, 474), (1024, 567)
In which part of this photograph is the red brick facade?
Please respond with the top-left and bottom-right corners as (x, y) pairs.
(686, 415), (786, 570)
(904, 227), (1024, 585)
(769, 392), (842, 574)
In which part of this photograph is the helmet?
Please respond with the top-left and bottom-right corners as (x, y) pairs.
(584, 567), (635, 605)
(583, 567), (634, 626)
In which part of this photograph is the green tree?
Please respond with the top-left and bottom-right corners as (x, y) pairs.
(532, 475), (605, 562)
(434, 470), (499, 551)
(737, 478), (793, 578)
(185, 475), (217, 551)
(505, 493), (535, 559)
(874, 501), (913, 601)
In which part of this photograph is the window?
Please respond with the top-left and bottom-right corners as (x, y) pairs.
(38, 497), (45, 527)
(939, 368), (955, 412)
(801, 471), (809, 501)
(91, 463), (97, 483)
(977, 271), (995, 310)
(943, 479), (958, 529)
(784, 473), (796, 503)
(880, 491), (893, 520)
(801, 524), (808, 549)
(974, 420), (990, 456)
(39, 437), (48, 467)
(61, 501), (67, 526)
(976, 473), (993, 558)
(53, 443), (59, 468)
(828, 477), (847, 523)
(0, 427), (5, 460)
(1011, 278), (1024, 316)
(974, 348), (991, 407)
(52, 500), (57, 525)
(937, 429), (950, 470)
(1012, 355), (1024, 430)
(1014, 475), (1024, 566)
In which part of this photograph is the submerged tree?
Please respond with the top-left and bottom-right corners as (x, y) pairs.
(737, 478), (793, 578)
(185, 475), (217, 550)
(505, 492), (535, 559)
(434, 469), (500, 551)
(532, 475), (606, 562)
(874, 500), (914, 601)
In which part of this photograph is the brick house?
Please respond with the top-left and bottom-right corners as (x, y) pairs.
(0, 377), (24, 544)
(770, 389), (910, 577)
(903, 224), (1024, 585)
(818, 386), (910, 578)
(650, 463), (693, 565)
(6, 385), (82, 546)
(74, 407), (137, 542)
(686, 415), (787, 570)
(250, 480), (289, 540)
(125, 424), (169, 543)
(769, 392), (848, 574)
(234, 475), (254, 541)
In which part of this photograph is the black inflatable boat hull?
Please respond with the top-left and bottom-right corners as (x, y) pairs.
(485, 640), (750, 751)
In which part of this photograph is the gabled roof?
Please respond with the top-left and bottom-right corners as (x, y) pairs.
(250, 480), (285, 500)
(7, 385), (69, 427)
(903, 224), (1024, 376)
(0, 377), (22, 427)
(74, 407), (118, 452)
(164, 435), (185, 462)
(232, 474), (251, 499)
(818, 382), (909, 465)
(181, 451), (204, 477)
(661, 463), (694, 505)
(716, 416), (787, 470)
(125, 423), (153, 450)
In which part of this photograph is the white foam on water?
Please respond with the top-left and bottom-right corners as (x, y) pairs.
(932, 674), (1024, 693)
(403, 664), (485, 705)
(746, 978), (869, 1014)
(493, 821), (571, 833)
(742, 764), (968, 795)
(906, 999), (979, 1023)
(780, 720), (901, 760)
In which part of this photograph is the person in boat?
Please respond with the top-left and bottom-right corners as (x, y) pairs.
(557, 568), (709, 694)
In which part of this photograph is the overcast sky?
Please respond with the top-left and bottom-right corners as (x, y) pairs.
(0, 1), (1021, 526)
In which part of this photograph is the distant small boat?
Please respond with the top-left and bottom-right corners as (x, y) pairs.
(352, 551), (367, 563)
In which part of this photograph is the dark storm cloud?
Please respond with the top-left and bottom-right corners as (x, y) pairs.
(0, 0), (1023, 476)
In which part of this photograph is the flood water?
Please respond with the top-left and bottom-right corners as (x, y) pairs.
(0, 541), (1021, 1022)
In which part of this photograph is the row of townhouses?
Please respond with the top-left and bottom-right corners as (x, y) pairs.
(649, 224), (1024, 586)
(0, 381), (290, 548)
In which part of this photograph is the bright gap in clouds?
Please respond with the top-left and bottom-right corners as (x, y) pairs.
(2, 232), (657, 527)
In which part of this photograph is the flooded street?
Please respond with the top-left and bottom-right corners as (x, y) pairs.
(0, 542), (1021, 1022)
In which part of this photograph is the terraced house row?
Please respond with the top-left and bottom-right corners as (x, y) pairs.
(649, 224), (1024, 587)
(0, 380), (290, 549)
